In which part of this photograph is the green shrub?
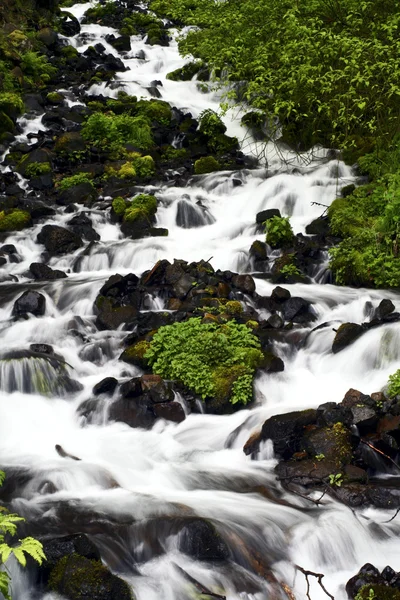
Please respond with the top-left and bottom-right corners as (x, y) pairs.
(265, 216), (294, 248)
(136, 99), (172, 124)
(133, 155), (155, 178)
(0, 92), (24, 119)
(387, 369), (400, 398)
(82, 112), (153, 157)
(194, 156), (221, 175)
(199, 109), (226, 137)
(112, 197), (128, 215)
(20, 51), (57, 81)
(58, 172), (93, 191)
(130, 193), (157, 215)
(144, 317), (264, 405)
(25, 162), (52, 177)
(118, 162), (136, 179)
(0, 209), (31, 231)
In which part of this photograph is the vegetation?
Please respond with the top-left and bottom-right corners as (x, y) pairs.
(194, 156), (221, 175)
(265, 216), (294, 248)
(150, 0), (400, 151)
(0, 209), (31, 232)
(81, 112), (153, 158)
(387, 369), (400, 399)
(329, 143), (400, 288)
(58, 172), (93, 191)
(0, 470), (45, 600)
(144, 317), (264, 405)
(24, 162), (52, 177)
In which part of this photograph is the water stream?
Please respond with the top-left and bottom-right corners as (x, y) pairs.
(1, 4), (400, 600)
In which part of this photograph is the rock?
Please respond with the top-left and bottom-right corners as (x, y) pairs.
(244, 409), (317, 459)
(37, 225), (83, 255)
(67, 213), (100, 242)
(373, 299), (395, 321)
(305, 216), (330, 236)
(59, 11), (80, 36)
(48, 554), (133, 600)
(153, 401), (185, 423)
(332, 323), (365, 353)
(256, 208), (281, 224)
(249, 240), (267, 261)
(29, 343), (54, 354)
(39, 534), (100, 582)
(232, 274), (256, 295)
(350, 405), (378, 434)
(37, 27), (59, 48)
(119, 378), (142, 399)
(271, 286), (290, 302)
(177, 518), (230, 561)
(95, 298), (138, 330)
(57, 183), (97, 206)
(12, 290), (46, 318)
(30, 262), (67, 280)
(346, 564), (384, 599)
(140, 374), (174, 403)
(262, 352), (284, 372)
(282, 297), (314, 322)
(108, 396), (156, 429)
(92, 377), (118, 396)
(105, 34), (131, 52)
(316, 402), (352, 427)
(275, 457), (337, 487)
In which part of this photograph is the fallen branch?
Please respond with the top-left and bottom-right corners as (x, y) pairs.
(295, 565), (334, 600)
(382, 507), (400, 524)
(360, 440), (400, 472)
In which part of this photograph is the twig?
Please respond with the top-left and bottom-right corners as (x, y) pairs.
(360, 440), (400, 472)
(311, 202), (329, 208)
(295, 565), (334, 600)
(382, 508), (400, 524)
(281, 582), (296, 600)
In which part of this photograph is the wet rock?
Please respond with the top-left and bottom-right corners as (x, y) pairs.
(266, 314), (284, 329)
(59, 11), (80, 36)
(373, 299), (395, 321)
(12, 290), (46, 318)
(244, 409), (317, 459)
(350, 405), (378, 434)
(105, 33), (131, 52)
(57, 183), (98, 207)
(30, 262), (67, 280)
(249, 240), (267, 261)
(271, 286), (290, 302)
(47, 554), (133, 600)
(108, 395), (156, 429)
(67, 213), (100, 242)
(29, 343), (54, 355)
(332, 323), (365, 353)
(37, 27), (59, 48)
(92, 377), (118, 396)
(261, 352), (284, 372)
(153, 401), (185, 423)
(305, 216), (330, 236)
(281, 297), (314, 323)
(119, 378), (142, 399)
(177, 518), (230, 561)
(346, 563), (385, 599)
(39, 534), (100, 582)
(232, 274), (256, 295)
(316, 402), (352, 427)
(37, 225), (83, 255)
(275, 457), (337, 487)
(256, 208), (281, 224)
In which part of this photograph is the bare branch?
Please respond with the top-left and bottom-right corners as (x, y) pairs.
(295, 565), (335, 600)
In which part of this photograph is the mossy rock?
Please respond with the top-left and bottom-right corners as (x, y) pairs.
(166, 61), (209, 82)
(17, 149), (53, 177)
(61, 44), (79, 59)
(356, 584), (400, 600)
(0, 111), (15, 135)
(120, 340), (150, 368)
(46, 92), (64, 105)
(49, 554), (134, 600)
(0, 92), (24, 120)
(136, 99), (171, 124)
(55, 132), (86, 154)
(194, 156), (221, 175)
(111, 196), (128, 217)
(0, 209), (31, 232)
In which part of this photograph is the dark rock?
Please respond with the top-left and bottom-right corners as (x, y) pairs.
(95, 298), (138, 330)
(346, 563), (383, 599)
(67, 213), (100, 242)
(12, 290), (46, 318)
(282, 297), (314, 322)
(316, 402), (353, 427)
(332, 323), (365, 353)
(37, 225), (83, 255)
(140, 374), (174, 403)
(153, 401), (185, 423)
(244, 409), (317, 459)
(29, 343), (54, 354)
(271, 286), (290, 302)
(92, 377), (118, 396)
(47, 554), (132, 600)
(266, 314), (283, 329)
(30, 263), (67, 280)
(119, 378), (142, 399)
(57, 183), (97, 206)
(305, 216), (330, 236)
(275, 457), (337, 487)
(59, 11), (80, 36)
(177, 519), (230, 561)
(249, 240), (267, 261)
(373, 299), (395, 321)
(232, 274), (256, 295)
(256, 209), (281, 224)
(350, 405), (378, 434)
(39, 534), (100, 582)
(262, 352), (284, 372)
(37, 27), (59, 48)
(108, 396), (156, 429)
(105, 34), (131, 52)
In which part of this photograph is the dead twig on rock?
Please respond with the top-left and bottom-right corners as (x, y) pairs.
(295, 565), (334, 600)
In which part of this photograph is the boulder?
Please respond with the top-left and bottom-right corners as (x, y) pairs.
(39, 534), (100, 582)
(153, 402), (185, 423)
(48, 554), (133, 600)
(92, 377), (118, 396)
(37, 225), (83, 255)
(57, 183), (97, 206)
(256, 208), (281, 224)
(67, 213), (100, 242)
(177, 518), (230, 561)
(281, 297), (314, 322)
(232, 274), (256, 295)
(372, 299), (395, 321)
(332, 323), (365, 353)
(271, 286), (290, 302)
(30, 263), (67, 280)
(12, 290), (46, 318)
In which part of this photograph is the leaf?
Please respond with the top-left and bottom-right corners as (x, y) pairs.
(0, 571), (11, 600)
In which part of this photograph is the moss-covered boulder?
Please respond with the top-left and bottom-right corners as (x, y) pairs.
(48, 554), (134, 600)
(0, 209), (31, 232)
(194, 156), (221, 175)
(120, 340), (150, 368)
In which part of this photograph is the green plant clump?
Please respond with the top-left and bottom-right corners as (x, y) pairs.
(144, 317), (264, 405)
(0, 470), (46, 600)
(81, 112), (153, 158)
(194, 156), (221, 175)
(58, 172), (93, 191)
(25, 162), (52, 177)
(112, 196), (128, 215)
(265, 216), (294, 248)
(355, 584), (400, 600)
(123, 193), (158, 222)
(0, 209), (31, 232)
(387, 369), (400, 399)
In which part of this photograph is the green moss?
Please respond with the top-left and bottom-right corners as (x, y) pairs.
(123, 207), (148, 223)
(25, 162), (52, 177)
(133, 155), (155, 178)
(225, 300), (243, 315)
(0, 111), (15, 135)
(0, 92), (24, 119)
(58, 173), (93, 191)
(130, 193), (157, 216)
(194, 156), (221, 175)
(355, 584), (400, 600)
(166, 61), (206, 81)
(266, 216), (294, 248)
(120, 340), (151, 366)
(112, 197), (128, 216)
(118, 162), (136, 179)
(46, 91), (63, 104)
(0, 209), (31, 232)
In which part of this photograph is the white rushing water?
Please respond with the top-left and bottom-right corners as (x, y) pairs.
(1, 4), (400, 600)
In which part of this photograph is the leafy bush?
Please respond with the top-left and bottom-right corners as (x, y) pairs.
(144, 317), (264, 405)
(82, 112), (153, 157)
(387, 369), (400, 399)
(118, 162), (136, 179)
(112, 197), (128, 215)
(199, 109), (226, 137)
(0, 92), (24, 119)
(20, 51), (57, 82)
(265, 216), (294, 248)
(58, 172), (93, 191)
(133, 155), (155, 178)
(0, 470), (46, 600)
(194, 156), (221, 174)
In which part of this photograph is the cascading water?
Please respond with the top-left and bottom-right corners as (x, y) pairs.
(1, 4), (400, 600)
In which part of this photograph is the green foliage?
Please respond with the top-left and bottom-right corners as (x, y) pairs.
(0, 209), (31, 232)
(82, 112), (153, 157)
(112, 197), (128, 215)
(126, 193), (157, 217)
(133, 155), (155, 178)
(136, 99), (172, 125)
(0, 93), (24, 118)
(118, 162), (136, 179)
(58, 172), (93, 191)
(20, 51), (56, 83)
(355, 584), (400, 600)
(265, 216), (294, 248)
(315, 453), (325, 461)
(199, 109), (226, 137)
(24, 162), (51, 177)
(194, 156), (221, 175)
(387, 369), (400, 398)
(166, 61), (206, 82)
(0, 470), (46, 600)
(161, 146), (187, 161)
(150, 0), (400, 150)
(145, 317), (264, 405)
(279, 260), (301, 278)
(46, 92), (63, 104)
(61, 45), (79, 59)
(328, 473), (343, 487)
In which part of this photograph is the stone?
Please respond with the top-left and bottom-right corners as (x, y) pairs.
(346, 564), (383, 599)
(350, 405), (378, 434)
(30, 262), (67, 280)
(232, 274), (256, 295)
(37, 225), (83, 255)
(177, 518), (230, 561)
(271, 286), (291, 302)
(373, 299), (395, 321)
(92, 377), (118, 396)
(332, 323), (365, 353)
(12, 290), (46, 318)
(57, 183), (97, 207)
(282, 297), (314, 322)
(256, 208), (281, 224)
(153, 401), (185, 423)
